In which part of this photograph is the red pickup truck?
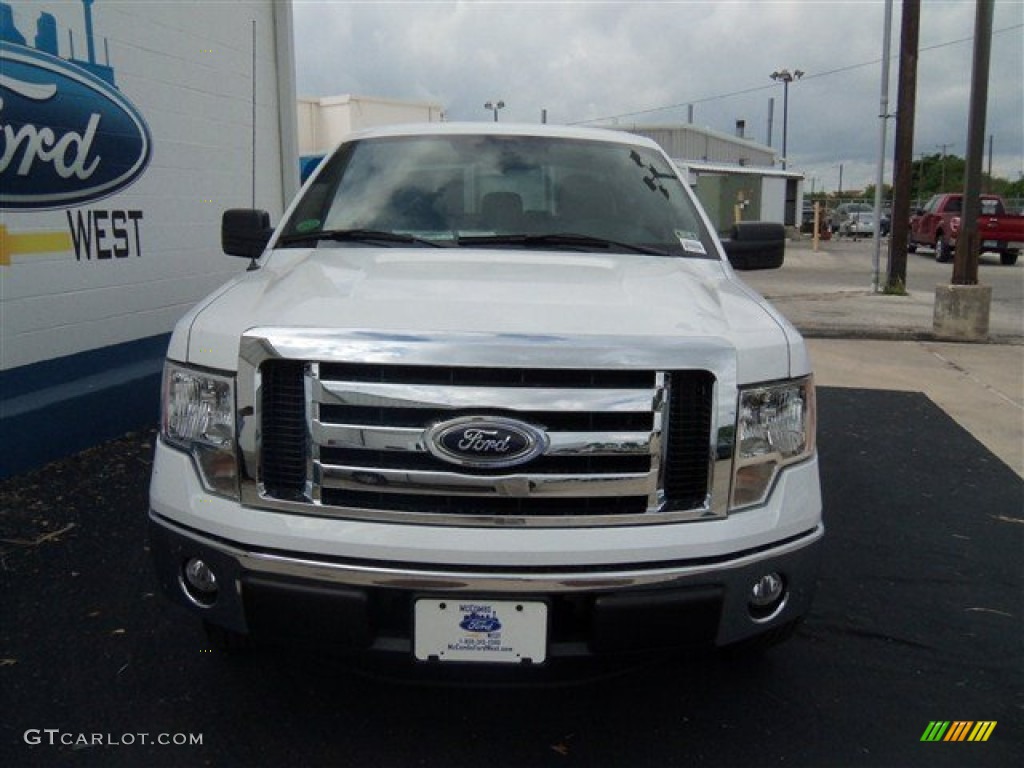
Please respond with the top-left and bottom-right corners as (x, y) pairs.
(909, 193), (1023, 265)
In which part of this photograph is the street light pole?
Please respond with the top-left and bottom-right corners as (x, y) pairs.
(770, 69), (803, 169)
(484, 100), (505, 122)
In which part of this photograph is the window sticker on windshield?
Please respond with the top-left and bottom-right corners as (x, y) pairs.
(295, 219), (321, 233)
(676, 231), (706, 255)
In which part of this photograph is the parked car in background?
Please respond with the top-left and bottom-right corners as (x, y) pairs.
(840, 211), (874, 239)
(800, 203), (815, 233)
(829, 203), (872, 234)
(909, 193), (1023, 265)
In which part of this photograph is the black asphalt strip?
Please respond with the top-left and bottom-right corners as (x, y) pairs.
(1, 388), (1020, 767)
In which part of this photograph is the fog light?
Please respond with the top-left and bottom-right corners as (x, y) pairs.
(748, 572), (787, 622)
(750, 572), (784, 607)
(181, 558), (218, 607)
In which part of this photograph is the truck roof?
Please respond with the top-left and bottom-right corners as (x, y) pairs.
(338, 121), (664, 150)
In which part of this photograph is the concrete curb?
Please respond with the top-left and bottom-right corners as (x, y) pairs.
(797, 325), (1024, 345)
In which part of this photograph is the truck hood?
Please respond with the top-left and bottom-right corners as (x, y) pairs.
(175, 247), (801, 382)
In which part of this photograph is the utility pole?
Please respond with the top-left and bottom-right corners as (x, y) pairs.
(915, 153), (927, 206)
(936, 142), (953, 189)
(872, 0), (894, 293)
(986, 135), (993, 192)
(934, 0), (994, 339)
(952, 0), (993, 286)
(886, 0), (919, 292)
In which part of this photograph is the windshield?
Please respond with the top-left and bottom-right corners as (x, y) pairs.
(280, 134), (715, 258)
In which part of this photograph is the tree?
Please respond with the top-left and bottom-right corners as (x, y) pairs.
(998, 176), (1024, 198)
(911, 153), (966, 201)
(862, 183), (894, 202)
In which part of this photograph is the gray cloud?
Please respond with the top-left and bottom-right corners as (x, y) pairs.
(293, 0), (1023, 192)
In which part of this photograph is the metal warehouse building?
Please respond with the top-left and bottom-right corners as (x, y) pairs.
(621, 124), (805, 232)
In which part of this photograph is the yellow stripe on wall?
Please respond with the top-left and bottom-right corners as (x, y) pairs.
(0, 226), (74, 266)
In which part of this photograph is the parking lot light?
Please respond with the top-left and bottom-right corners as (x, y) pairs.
(770, 69), (803, 170)
(484, 100), (505, 122)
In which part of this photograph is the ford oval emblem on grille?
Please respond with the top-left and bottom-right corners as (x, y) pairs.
(426, 417), (548, 468)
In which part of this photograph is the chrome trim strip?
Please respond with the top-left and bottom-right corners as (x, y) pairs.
(316, 462), (653, 498)
(313, 422), (425, 452)
(239, 327), (738, 370)
(152, 512), (824, 594)
(312, 421), (654, 457)
(315, 379), (660, 413)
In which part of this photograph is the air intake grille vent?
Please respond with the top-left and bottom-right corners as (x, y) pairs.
(260, 360), (306, 498)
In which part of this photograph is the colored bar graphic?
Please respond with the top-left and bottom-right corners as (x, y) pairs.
(921, 721), (996, 742)
(0, 225), (73, 266)
(921, 721), (950, 741)
(944, 721), (973, 741)
(968, 722), (997, 742)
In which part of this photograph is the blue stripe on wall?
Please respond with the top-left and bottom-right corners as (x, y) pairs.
(0, 334), (171, 479)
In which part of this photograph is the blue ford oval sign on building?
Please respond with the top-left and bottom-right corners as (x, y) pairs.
(0, 40), (152, 210)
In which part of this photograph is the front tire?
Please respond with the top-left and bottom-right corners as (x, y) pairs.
(1001, 251), (1019, 266)
(935, 237), (951, 263)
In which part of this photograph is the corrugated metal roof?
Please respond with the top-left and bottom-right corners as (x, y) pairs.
(674, 160), (804, 179)
(614, 124), (777, 166)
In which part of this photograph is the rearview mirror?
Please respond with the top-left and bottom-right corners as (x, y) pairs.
(222, 209), (272, 259)
(721, 222), (785, 270)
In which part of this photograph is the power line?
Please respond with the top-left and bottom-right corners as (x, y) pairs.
(570, 24), (1023, 126)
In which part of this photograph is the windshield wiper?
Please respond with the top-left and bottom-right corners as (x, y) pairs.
(455, 233), (670, 256)
(277, 228), (446, 248)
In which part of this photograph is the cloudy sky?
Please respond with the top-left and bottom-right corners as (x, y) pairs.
(292, 1), (1023, 194)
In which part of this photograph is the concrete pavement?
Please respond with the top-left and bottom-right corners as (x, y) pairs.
(741, 237), (1024, 478)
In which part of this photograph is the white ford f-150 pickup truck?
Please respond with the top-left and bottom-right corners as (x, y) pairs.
(149, 123), (822, 664)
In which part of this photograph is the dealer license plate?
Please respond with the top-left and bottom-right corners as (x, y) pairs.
(983, 240), (998, 248)
(414, 599), (547, 664)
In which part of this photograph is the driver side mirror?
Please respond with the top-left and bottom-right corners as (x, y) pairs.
(222, 209), (273, 259)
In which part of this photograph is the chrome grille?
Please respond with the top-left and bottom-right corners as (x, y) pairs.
(256, 360), (715, 525)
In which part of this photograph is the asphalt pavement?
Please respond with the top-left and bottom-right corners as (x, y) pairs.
(1, 235), (1021, 767)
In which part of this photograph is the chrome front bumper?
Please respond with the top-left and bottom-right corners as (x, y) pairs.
(149, 511), (823, 655)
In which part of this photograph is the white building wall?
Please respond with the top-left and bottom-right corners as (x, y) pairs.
(760, 177), (787, 223)
(297, 94), (444, 154)
(1, 0), (295, 371)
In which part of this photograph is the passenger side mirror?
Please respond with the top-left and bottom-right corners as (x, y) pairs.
(722, 222), (785, 270)
(222, 209), (272, 260)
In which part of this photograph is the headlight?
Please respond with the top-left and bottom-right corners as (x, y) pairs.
(731, 376), (815, 510)
(161, 362), (238, 498)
